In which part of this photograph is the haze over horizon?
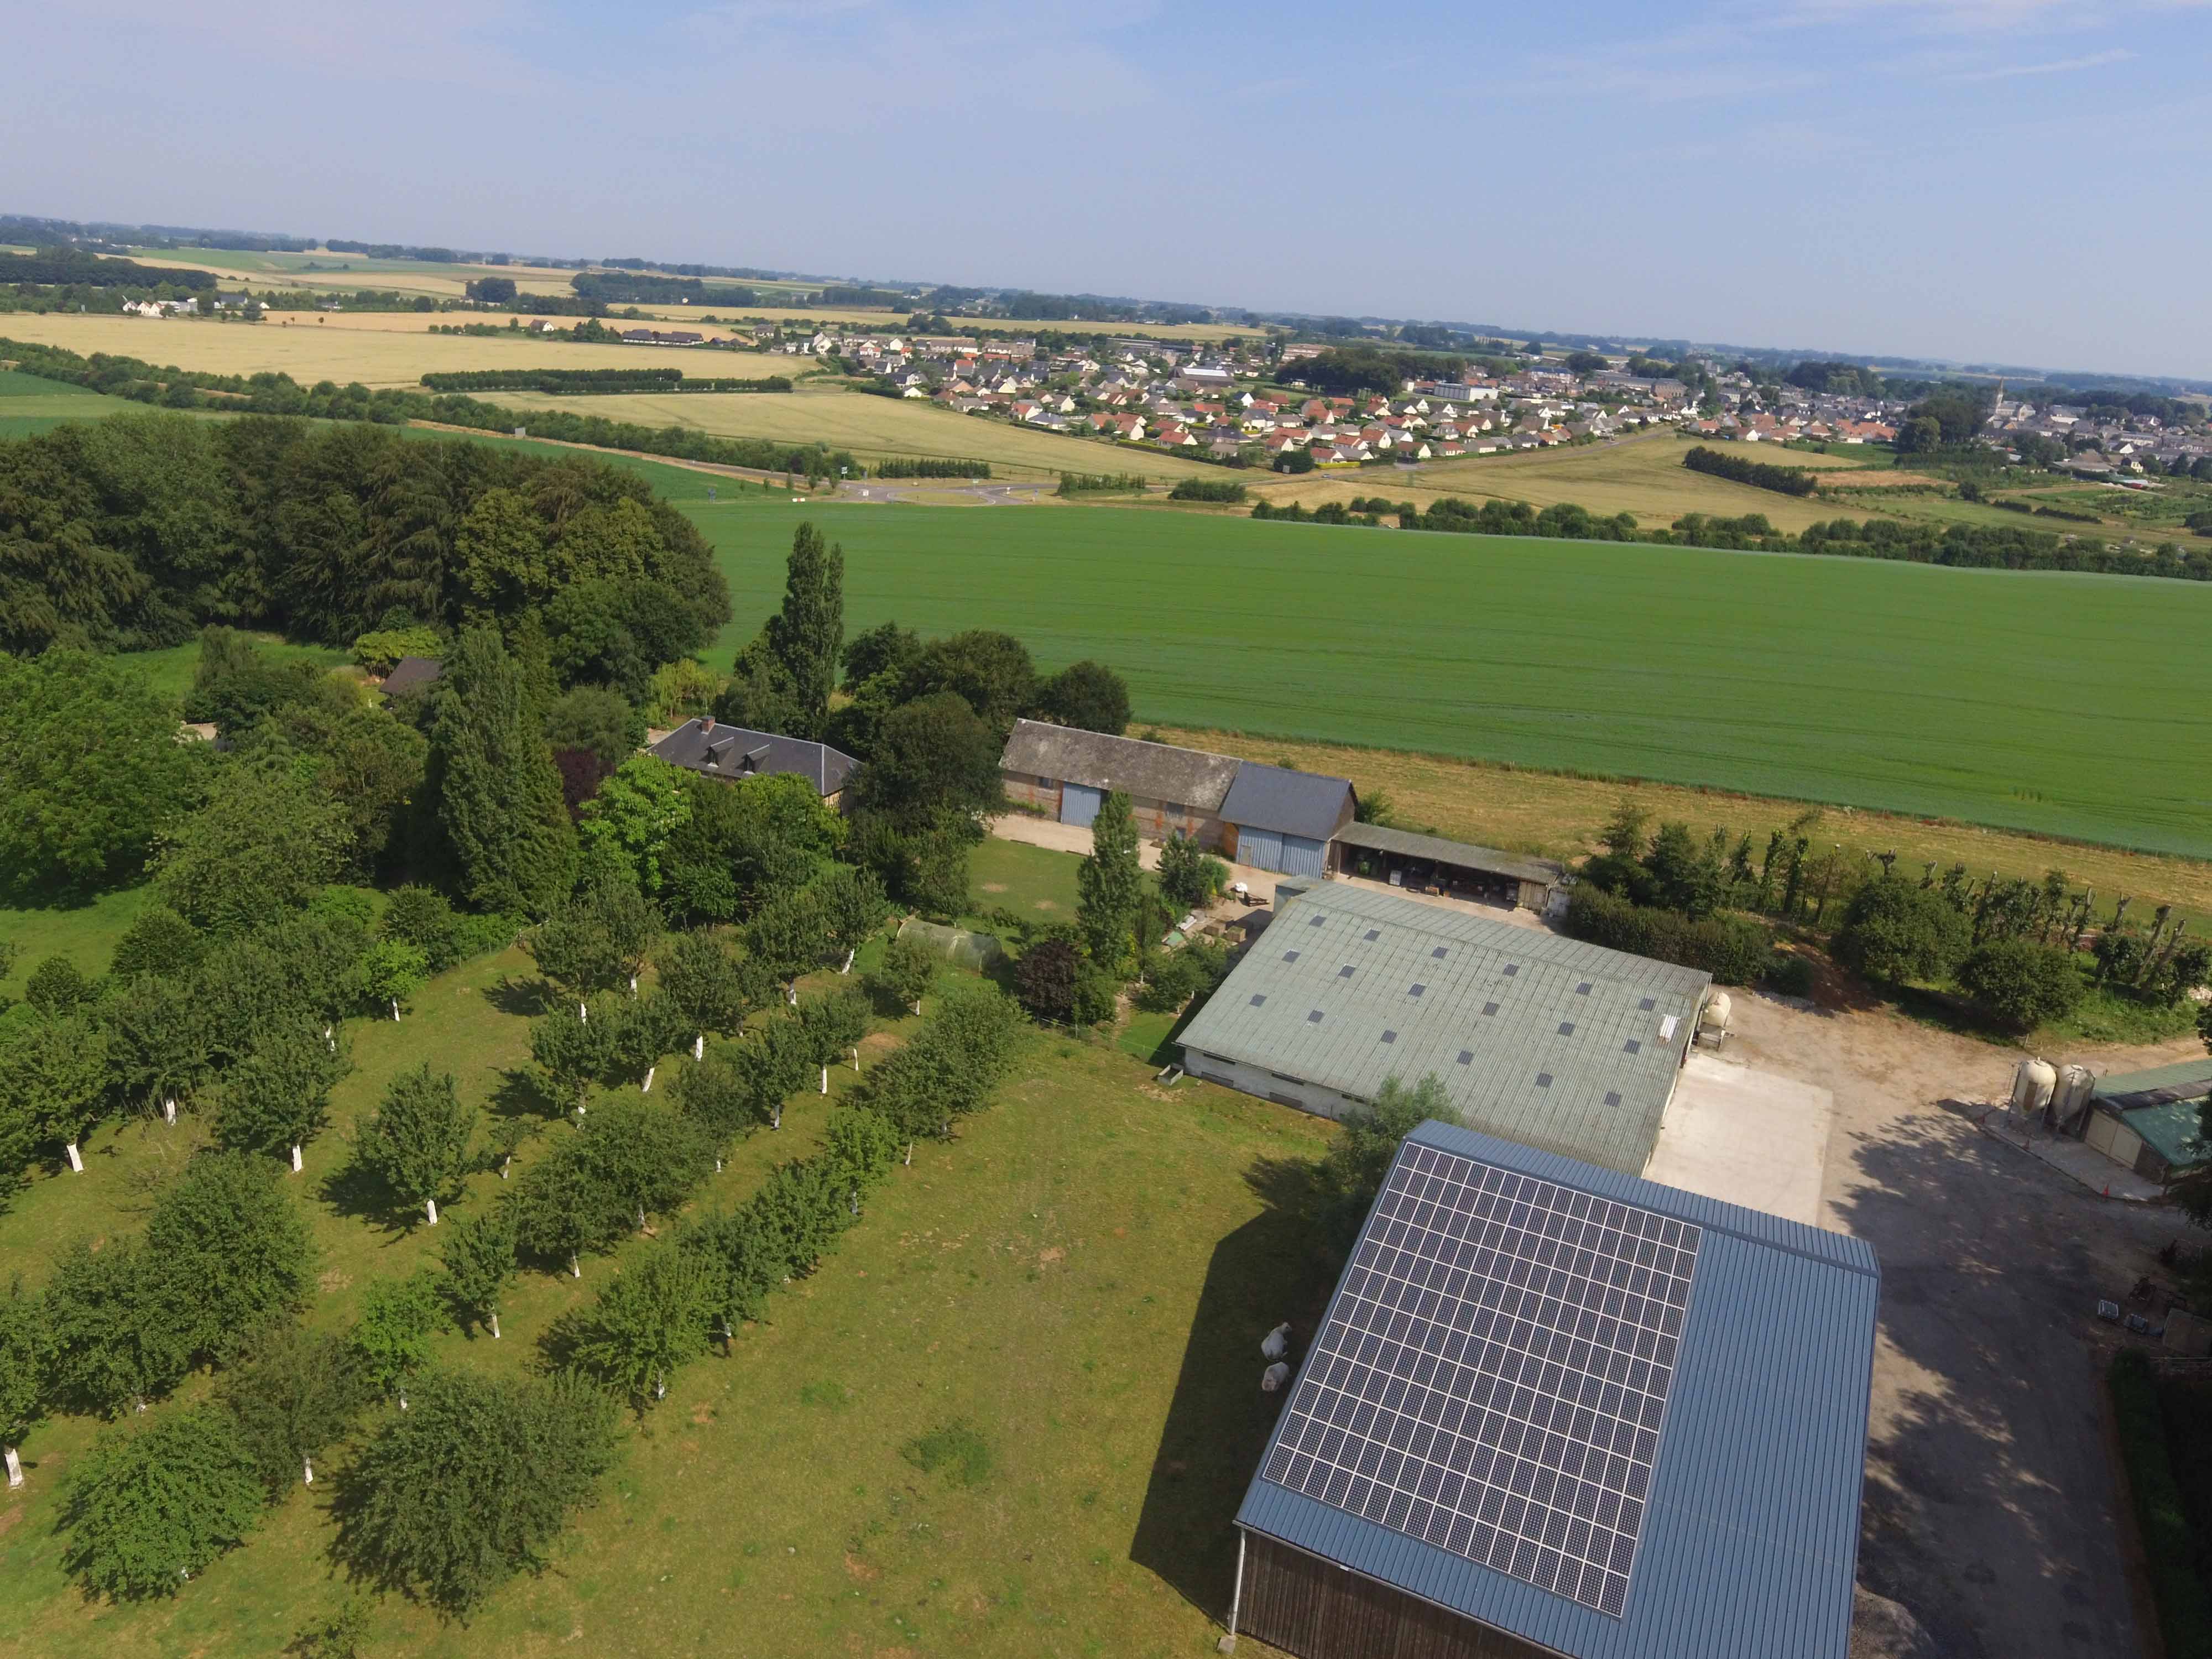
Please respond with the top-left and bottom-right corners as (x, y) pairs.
(9, 0), (2210, 378)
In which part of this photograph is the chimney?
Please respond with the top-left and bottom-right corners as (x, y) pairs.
(697, 715), (714, 735)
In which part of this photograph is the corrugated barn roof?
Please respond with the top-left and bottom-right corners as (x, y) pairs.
(1178, 883), (1709, 1175)
(1238, 1119), (1878, 1659)
(999, 718), (1241, 811)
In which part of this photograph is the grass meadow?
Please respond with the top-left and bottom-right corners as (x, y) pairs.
(0, 364), (148, 438)
(684, 499), (2212, 858)
(0, 925), (1338, 1659)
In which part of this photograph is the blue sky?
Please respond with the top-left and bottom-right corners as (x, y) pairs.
(11, 1), (2211, 376)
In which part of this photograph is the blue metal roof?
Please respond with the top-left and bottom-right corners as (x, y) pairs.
(1237, 1119), (1878, 1659)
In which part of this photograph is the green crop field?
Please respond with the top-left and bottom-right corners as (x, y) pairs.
(0, 366), (145, 437)
(686, 500), (2212, 857)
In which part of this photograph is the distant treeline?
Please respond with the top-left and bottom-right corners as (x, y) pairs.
(326, 239), (462, 262)
(1683, 444), (1818, 497)
(1294, 345), (1467, 397)
(573, 272), (757, 309)
(874, 457), (992, 478)
(1056, 471), (1149, 496)
(816, 286), (909, 310)
(419, 369), (792, 394)
(1167, 478), (1248, 503)
(0, 340), (858, 480)
(1240, 483), (2212, 582)
(1, 248), (215, 290)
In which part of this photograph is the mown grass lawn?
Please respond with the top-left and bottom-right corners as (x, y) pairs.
(0, 931), (1338, 1659)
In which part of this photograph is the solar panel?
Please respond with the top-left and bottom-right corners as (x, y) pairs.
(1261, 1141), (1701, 1619)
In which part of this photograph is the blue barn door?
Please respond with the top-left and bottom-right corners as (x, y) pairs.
(1278, 835), (1328, 878)
(1060, 782), (1103, 828)
(1237, 825), (1285, 871)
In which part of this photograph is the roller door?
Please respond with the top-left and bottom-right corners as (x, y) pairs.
(1059, 782), (1102, 828)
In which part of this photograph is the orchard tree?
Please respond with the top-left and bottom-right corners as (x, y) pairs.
(747, 885), (826, 1003)
(216, 1018), (352, 1172)
(144, 1151), (317, 1363)
(530, 1002), (617, 1114)
(656, 931), (768, 1057)
(59, 1408), (265, 1601)
(427, 627), (576, 916)
(874, 934), (938, 1016)
(0, 1277), (50, 1488)
(0, 1010), (111, 1175)
(41, 1239), (191, 1416)
(215, 1327), (372, 1495)
(330, 1370), (619, 1618)
(530, 879), (660, 1002)
(558, 1243), (713, 1407)
(796, 984), (872, 1095)
(437, 1204), (519, 1340)
(813, 864), (890, 974)
(351, 1269), (446, 1408)
(99, 973), (208, 1124)
(1077, 790), (1144, 978)
(353, 940), (430, 1018)
(355, 1063), (477, 1225)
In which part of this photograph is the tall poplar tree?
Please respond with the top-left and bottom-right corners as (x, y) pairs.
(764, 522), (844, 738)
(1077, 790), (1144, 978)
(428, 628), (575, 916)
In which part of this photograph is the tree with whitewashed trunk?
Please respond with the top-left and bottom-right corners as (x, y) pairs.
(529, 998), (617, 1113)
(745, 885), (827, 1005)
(98, 973), (209, 1125)
(744, 1014), (815, 1131)
(0, 1276), (50, 1488)
(437, 1203), (519, 1340)
(353, 1063), (477, 1227)
(796, 984), (872, 1098)
(349, 1270), (445, 1410)
(214, 1327), (372, 1498)
(213, 1016), (351, 1172)
(511, 1097), (708, 1272)
(552, 1242), (713, 1409)
(873, 934), (938, 1017)
(813, 864), (890, 976)
(0, 1009), (110, 1175)
(527, 878), (660, 1003)
(655, 930), (770, 1057)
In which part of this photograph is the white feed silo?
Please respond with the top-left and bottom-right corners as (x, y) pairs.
(2010, 1057), (2057, 1118)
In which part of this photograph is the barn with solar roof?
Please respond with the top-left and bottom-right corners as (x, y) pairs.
(1224, 1118), (1877, 1659)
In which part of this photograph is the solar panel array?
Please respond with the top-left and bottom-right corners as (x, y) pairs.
(1261, 1141), (1702, 1618)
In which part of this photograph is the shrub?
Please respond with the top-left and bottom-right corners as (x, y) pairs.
(1157, 831), (1229, 910)
(1015, 937), (1082, 1023)
(60, 1407), (265, 1600)
(1832, 877), (1970, 984)
(1763, 954), (1816, 998)
(351, 627), (444, 676)
(1561, 886), (1771, 985)
(1133, 941), (1232, 1014)
(1957, 939), (2084, 1031)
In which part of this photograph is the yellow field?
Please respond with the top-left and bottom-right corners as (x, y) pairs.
(1247, 431), (1898, 531)
(0, 311), (777, 390)
(1151, 725), (2212, 925)
(479, 384), (1229, 480)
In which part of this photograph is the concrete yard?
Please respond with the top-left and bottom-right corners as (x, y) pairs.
(1721, 992), (2203, 1659)
(1645, 1048), (1835, 1225)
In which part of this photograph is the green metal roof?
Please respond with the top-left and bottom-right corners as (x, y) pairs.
(2093, 1058), (2212, 1110)
(1177, 882), (1710, 1175)
(2122, 1100), (2209, 1170)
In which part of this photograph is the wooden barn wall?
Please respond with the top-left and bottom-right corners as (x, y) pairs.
(1240, 1533), (1558, 1659)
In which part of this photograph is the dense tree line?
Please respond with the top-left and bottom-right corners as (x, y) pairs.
(572, 272), (758, 307)
(1244, 481), (2212, 581)
(872, 457), (992, 478)
(0, 410), (729, 654)
(0, 248), (215, 290)
(1167, 478), (1247, 502)
(0, 340), (858, 482)
(418, 368), (792, 394)
(1682, 444), (1818, 497)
